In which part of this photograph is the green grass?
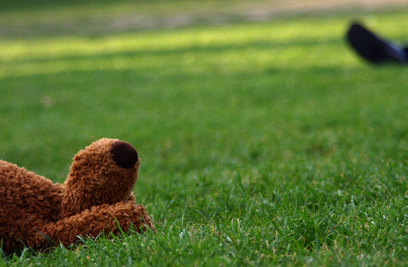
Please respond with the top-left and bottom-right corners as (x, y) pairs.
(2, 7), (408, 266)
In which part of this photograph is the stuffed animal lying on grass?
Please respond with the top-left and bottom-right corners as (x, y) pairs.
(0, 138), (154, 254)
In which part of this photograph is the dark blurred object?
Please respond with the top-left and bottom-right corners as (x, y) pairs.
(346, 22), (408, 64)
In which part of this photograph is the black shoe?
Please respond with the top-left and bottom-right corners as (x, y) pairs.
(346, 22), (407, 64)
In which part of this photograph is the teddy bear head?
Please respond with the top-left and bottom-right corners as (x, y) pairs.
(62, 138), (140, 217)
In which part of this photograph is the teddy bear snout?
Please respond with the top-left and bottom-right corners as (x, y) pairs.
(110, 141), (139, 169)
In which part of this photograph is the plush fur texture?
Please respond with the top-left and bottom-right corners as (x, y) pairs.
(0, 138), (154, 253)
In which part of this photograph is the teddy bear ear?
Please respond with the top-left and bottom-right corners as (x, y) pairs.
(111, 141), (139, 169)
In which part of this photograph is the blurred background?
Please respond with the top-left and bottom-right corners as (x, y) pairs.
(1, 0), (408, 37)
(2, 0), (408, 178)
(1, 0), (408, 180)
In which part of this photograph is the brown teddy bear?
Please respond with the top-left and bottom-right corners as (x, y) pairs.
(0, 138), (154, 254)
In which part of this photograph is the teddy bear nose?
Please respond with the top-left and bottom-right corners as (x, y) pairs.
(111, 141), (139, 169)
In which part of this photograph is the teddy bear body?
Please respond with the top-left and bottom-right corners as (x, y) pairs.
(0, 138), (154, 254)
(0, 162), (63, 252)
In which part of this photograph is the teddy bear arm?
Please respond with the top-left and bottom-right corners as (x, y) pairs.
(27, 202), (154, 250)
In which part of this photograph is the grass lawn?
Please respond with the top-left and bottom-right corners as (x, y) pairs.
(1, 5), (408, 266)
